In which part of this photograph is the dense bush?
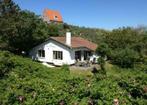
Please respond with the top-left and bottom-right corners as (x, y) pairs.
(0, 51), (14, 77)
(110, 48), (140, 68)
(96, 43), (110, 58)
(0, 51), (147, 104)
(97, 27), (147, 68)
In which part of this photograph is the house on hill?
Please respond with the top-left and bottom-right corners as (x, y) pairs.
(43, 9), (63, 23)
(29, 32), (98, 66)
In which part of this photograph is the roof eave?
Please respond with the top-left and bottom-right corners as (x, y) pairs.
(49, 37), (72, 49)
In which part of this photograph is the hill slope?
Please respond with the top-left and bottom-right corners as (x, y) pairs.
(0, 51), (147, 105)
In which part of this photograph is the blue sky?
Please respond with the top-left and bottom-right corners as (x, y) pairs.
(13, 0), (147, 30)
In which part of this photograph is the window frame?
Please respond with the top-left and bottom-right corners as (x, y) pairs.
(38, 49), (45, 58)
(53, 51), (63, 60)
(54, 15), (58, 20)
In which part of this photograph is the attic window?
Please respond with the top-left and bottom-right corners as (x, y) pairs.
(38, 50), (45, 58)
(54, 16), (58, 20)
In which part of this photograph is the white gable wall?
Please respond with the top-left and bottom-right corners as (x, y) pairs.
(29, 39), (75, 66)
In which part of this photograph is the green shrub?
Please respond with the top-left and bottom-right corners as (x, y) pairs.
(92, 57), (106, 81)
(98, 57), (106, 71)
(0, 51), (14, 77)
(61, 64), (70, 75)
(91, 67), (106, 81)
(110, 48), (140, 68)
(96, 43), (110, 58)
(7, 93), (18, 104)
(0, 51), (147, 104)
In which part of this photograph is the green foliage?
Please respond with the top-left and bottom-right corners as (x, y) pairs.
(92, 67), (106, 81)
(92, 56), (106, 81)
(98, 27), (147, 68)
(98, 57), (106, 71)
(61, 64), (70, 72)
(0, 51), (14, 77)
(105, 27), (140, 49)
(0, 9), (50, 53)
(0, 0), (61, 53)
(0, 0), (20, 16)
(0, 51), (147, 104)
(110, 48), (140, 68)
(48, 23), (60, 36)
(96, 43), (110, 57)
(7, 93), (18, 104)
(0, 0), (147, 104)
(68, 25), (109, 44)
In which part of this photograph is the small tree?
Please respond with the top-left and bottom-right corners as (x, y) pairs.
(96, 43), (110, 58)
(98, 57), (106, 71)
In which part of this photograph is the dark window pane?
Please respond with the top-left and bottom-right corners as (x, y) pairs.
(38, 50), (45, 57)
(53, 51), (63, 60)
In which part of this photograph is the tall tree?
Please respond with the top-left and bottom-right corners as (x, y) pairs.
(0, 0), (50, 53)
(0, 0), (20, 50)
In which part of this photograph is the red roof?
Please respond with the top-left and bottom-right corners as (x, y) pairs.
(50, 37), (97, 51)
(43, 9), (63, 22)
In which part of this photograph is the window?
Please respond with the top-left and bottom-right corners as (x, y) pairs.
(54, 16), (58, 20)
(38, 50), (45, 57)
(53, 51), (63, 60)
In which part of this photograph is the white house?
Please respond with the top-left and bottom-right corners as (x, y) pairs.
(29, 32), (98, 66)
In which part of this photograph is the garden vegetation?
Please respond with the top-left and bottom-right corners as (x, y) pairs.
(0, 0), (147, 104)
(0, 51), (147, 105)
